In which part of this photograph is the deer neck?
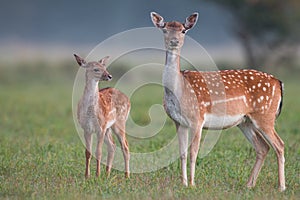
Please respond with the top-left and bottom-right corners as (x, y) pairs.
(82, 73), (99, 108)
(163, 49), (191, 126)
(163, 49), (183, 97)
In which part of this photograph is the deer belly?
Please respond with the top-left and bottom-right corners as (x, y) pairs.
(203, 114), (245, 130)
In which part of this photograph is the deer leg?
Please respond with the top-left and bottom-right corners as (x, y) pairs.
(189, 123), (203, 186)
(262, 130), (285, 192)
(271, 129), (286, 192)
(176, 123), (189, 186)
(95, 129), (106, 177)
(248, 115), (286, 192)
(112, 123), (130, 178)
(256, 127), (285, 191)
(238, 121), (270, 189)
(84, 132), (92, 178)
(104, 128), (116, 177)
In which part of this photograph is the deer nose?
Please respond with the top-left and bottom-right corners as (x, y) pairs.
(170, 39), (179, 46)
(107, 74), (112, 80)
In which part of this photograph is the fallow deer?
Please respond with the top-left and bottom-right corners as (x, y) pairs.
(74, 54), (130, 178)
(150, 12), (285, 191)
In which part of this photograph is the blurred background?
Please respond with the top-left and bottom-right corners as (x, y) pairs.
(1, 0), (299, 71)
(1, 0), (300, 139)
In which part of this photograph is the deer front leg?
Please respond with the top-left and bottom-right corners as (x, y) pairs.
(176, 123), (189, 186)
(95, 129), (106, 177)
(104, 129), (116, 177)
(84, 132), (92, 178)
(189, 123), (203, 186)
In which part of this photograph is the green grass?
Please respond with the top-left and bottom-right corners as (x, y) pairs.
(0, 63), (299, 199)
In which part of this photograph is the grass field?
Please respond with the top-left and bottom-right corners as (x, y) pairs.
(0, 62), (299, 199)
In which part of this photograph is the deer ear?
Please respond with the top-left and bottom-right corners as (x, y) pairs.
(150, 12), (165, 28)
(98, 56), (110, 67)
(74, 54), (87, 67)
(184, 12), (198, 30)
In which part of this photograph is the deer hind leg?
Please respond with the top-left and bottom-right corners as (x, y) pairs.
(249, 116), (286, 192)
(84, 132), (93, 178)
(272, 129), (286, 192)
(189, 123), (203, 186)
(112, 123), (130, 178)
(95, 129), (106, 177)
(104, 128), (116, 177)
(176, 123), (189, 186)
(238, 120), (270, 189)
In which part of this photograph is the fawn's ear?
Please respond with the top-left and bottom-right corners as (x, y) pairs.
(98, 56), (110, 67)
(74, 54), (87, 67)
(150, 12), (165, 28)
(184, 12), (198, 31)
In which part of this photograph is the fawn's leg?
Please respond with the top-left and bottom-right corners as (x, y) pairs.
(112, 123), (130, 178)
(95, 129), (106, 177)
(104, 129), (116, 176)
(84, 132), (92, 178)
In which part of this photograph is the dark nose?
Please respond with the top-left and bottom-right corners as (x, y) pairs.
(107, 74), (112, 80)
(170, 39), (179, 46)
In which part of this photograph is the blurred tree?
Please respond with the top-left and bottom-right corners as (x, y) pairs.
(205, 0), (300, 70)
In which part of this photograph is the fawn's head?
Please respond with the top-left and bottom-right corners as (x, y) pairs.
(74, 54), (112, 81)
(150, 12), (198, 51)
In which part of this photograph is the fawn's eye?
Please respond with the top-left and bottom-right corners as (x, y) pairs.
(182, 30), (186, 34)
(162, 29), (167, 33)
(93, 68), (100, 72)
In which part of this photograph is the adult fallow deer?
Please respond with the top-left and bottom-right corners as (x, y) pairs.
(150, 12), (285, 191)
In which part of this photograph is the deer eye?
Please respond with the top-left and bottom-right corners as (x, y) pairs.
(93, 68), (100, 72)
(182, 30), (186, 34)
(162, 29), (167, 34)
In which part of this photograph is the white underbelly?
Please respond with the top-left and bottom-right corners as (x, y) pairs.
(203, 114), (245, 130)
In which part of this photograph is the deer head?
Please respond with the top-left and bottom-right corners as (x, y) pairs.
(74, 54), (112, 81)
(150, 12), (198, 50)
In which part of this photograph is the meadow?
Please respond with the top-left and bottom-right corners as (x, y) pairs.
(0, 61), (299, 199)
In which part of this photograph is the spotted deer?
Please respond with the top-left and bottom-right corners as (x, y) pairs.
(150, 12), (285, 191)
(74, 54), (130, 178)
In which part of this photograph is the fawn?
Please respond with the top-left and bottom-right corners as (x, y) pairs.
(74, 54), (130, 178)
